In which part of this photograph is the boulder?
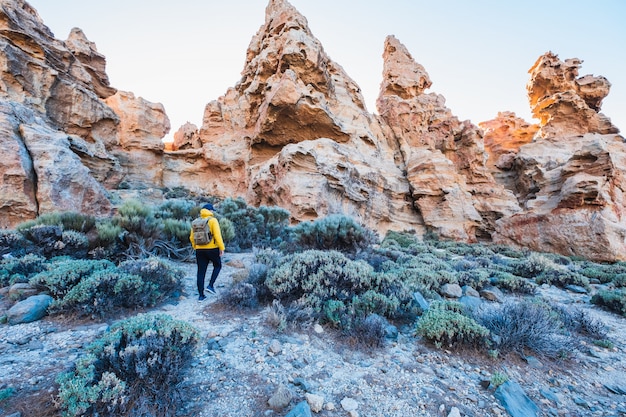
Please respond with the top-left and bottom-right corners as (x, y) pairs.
(7, 294), (53, 325)
(495, 380), (540, 417)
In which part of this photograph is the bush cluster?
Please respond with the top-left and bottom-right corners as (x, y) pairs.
(287, 214), (377, 254)
(416, 301), (489, 348)
(592, 289), (626, 316)
(30, 257), (183, 318)
(218, 197), (290, 251)
(0, 253), (47, 287)
(57, 314), (199, 417)
(474, 300), (600, 359)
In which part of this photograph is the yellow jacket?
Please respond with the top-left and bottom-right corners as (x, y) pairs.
(189, 208), (225, 251)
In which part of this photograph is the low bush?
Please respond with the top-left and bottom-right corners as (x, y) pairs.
(56, 314), (199, 417)
(46, 257), (183, 318)
(536, 269), (590, 289)
(475, 300), (574, 359)
(266, 250), (409, 330)
(349, 314), (389, 348)
(591, 289), (626, 316)
(512, 253), (558, 278)
(266, 250), (376, 311)
(490, 271), (537, 294)
(416, 301), (489, 349)
(578, 261), (626, 284)
(218, 197), (290, 251)
(0, 229), (31, 257)
(0, 253), (47, 286)
(30, 259), (115, 297)
(16, 211), (96, 234)
(552, 306), (608, 340)
(287, 214), (377, 254)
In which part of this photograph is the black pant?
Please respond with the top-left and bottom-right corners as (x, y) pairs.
(196, 248), (221, 296)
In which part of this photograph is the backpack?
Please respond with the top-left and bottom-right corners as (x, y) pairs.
(192, 217), (213, 246)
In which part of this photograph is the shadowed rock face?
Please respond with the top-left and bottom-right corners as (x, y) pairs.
(2, 0), (626, 261)
(486, 52), (626, 261)
(376, 36), (520, 242)
(0, 0), (170, 226)
(165, 0), (424, 235)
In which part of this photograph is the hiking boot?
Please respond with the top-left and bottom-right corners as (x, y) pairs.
(206, 286), (217, 295)
(198, 295), (207, 302)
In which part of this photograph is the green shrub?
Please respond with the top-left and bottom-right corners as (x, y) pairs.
(591, 289), (626, 316)
(416, 301), (489, 349)
(154, 199), (195, 220)
(266, 250), (376, 311)
(475, 300), (574, 359)
(219, 217), (236, 244)
(218, 198), (290, 251)
(117, 199), (152, 219)
(381, 230), (420, 249)
(490, 271), (537, 294)
(456, 268), (491, 291)
(16, 211), (96, 233)
(288, 214), (377, 254)
(50, 257), (183, 318)
(0, 229), (31, 257)
(536, 269), (590, 289)
(96, 221), (124, 247)
(0, 387), (15, 402)
(162, 218), (191, 243)
(117, 257), (184, 301)
(490, 371), (509, 388)
(579, 262), (626, 284)
(0, 253), (47, 286)
(513, 253), (558, 278)
(57, 314), (199, 417)
(351, 290), (400, 318)
(30, 259), (115, 297)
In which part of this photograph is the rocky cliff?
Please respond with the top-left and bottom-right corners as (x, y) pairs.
(1, 0), (625, 261)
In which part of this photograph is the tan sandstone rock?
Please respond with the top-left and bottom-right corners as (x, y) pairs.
(491, 52), (626, 261)
(164, 0), (423, 234)
(377, 35), (520, 241)
(0, 0), (169, 226)
(527, 52), (619, 138)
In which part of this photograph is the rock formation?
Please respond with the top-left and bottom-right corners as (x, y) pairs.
(1, 0), (625, 261)
(489, 53), (626, 262)
(164, 0), (423, 233)
(0, 0), (170, 226)
(480, 112), (539, 191)
(376, 36), (520, 241)
(527, 52), (618, 138)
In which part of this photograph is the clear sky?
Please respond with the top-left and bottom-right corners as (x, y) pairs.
(27, 0), (626, 141)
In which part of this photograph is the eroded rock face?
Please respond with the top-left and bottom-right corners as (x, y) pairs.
(0, 0), (168, 226)
(165, 0), (423, 234)
(527, 52), (619, 138)
(489, 52), (626, 261)
(377, 36), (520, 241)
(480, 111), (539, 191)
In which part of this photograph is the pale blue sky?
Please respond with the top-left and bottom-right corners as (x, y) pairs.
(27, 1), (626, 140)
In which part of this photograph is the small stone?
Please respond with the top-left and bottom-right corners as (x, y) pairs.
(341, 397), (359, 412)
(448, 407), (462, 417)
(269, 339), (282, 355)
(325, 402), (335, 411)
(441, 283), (463, 298)
(268, 384), (293, 410)
(305, 393), (324, 413)
(313, 324), (324, 334)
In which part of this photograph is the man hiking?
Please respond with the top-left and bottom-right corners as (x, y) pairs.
(190, 203), (225, 301)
